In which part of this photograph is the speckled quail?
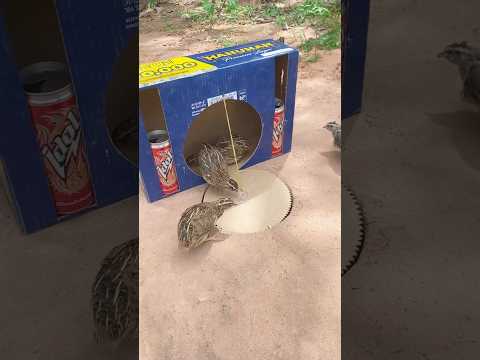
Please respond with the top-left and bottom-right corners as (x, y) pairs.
(438, 41), (480, 108)
(323, 121), (341, 148)
(186, 153), (199, 168)
(198, 143), (239, 192)
(178, 198), (235, 249)
(92, 238), (138, 344)
(215, 134), (250, 166)
(187, 136), (250, 169)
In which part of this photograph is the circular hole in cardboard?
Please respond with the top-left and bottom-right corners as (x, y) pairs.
(104, 36), (138, 166)
(183, 99), (262, 175)
(203, 169), (293, 234)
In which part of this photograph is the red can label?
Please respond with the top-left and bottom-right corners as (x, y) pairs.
(29, 96), (95, 216)
(151, 143), (179, 195)
(272, 107), (285, 157)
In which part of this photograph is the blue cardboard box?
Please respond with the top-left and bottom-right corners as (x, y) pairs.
(0, 1), (138, 233)
(139, 39), (299, 202)
(342, 0), (370, 119)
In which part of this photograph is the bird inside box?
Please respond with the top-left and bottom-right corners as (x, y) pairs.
(197, 144), (240, 193)
(182, 99), (262, 175)
(140, 89), (264, 174)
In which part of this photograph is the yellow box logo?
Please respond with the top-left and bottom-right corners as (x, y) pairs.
(139, 57), (215, 86)
(201, 42), (274, 62)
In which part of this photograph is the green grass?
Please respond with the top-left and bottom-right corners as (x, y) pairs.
(290, 0), (341, 56)
(183, 0), (256, 24)
(300, 22), (341, 51)
(305, 54), (321, 63)
(162, 22), (175, 33)
(182, 0), (215, 23)
(224, 0), (255, 23)
(182, 0), (341, 58)
(214, 35), (239, 48)
(147, 0), (158, 8)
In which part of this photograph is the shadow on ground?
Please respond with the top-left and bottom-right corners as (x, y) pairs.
(427, 110), (480, 171)
(321, 150), (341, 176)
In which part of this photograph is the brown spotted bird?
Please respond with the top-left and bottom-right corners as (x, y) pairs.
(215, 134), (250, 166)
(178, 198), (235, 249)
(187, 136), (250, 169)
(438, 41), (480, 108)
(91, 238), (138, 344)
(198, 143), (239, 192)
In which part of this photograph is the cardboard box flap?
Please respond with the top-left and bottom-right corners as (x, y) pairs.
(139, 39), (295, 88)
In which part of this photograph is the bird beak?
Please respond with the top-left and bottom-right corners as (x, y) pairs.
(437, 51), (445, 58)
(228, 179), (239, 192)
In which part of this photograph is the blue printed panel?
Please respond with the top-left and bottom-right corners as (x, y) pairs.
(190, 39), (294, 68)
(55, 0), (138, 206)
(0, 1), (139, 233)
(0, 15), (57, 233)
(342, 0), (370, 119)
(139, 41), (299, 203)
(283, 51), (299, 154)
(159, 61), (275, 192)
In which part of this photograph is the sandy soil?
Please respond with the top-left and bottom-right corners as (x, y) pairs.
(342, 0), (480, 358)
(140, 5), (341, 360)
(0, 191), (139, 360)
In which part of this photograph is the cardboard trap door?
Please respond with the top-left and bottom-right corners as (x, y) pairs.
(203, 168), (294, 234)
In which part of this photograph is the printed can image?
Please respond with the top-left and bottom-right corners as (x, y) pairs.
(21, 61), (95, 216)
(148, 130), (179, 195)
(272, 98), (285, 157)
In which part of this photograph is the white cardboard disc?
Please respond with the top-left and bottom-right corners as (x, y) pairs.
(203, 168), (293, 234)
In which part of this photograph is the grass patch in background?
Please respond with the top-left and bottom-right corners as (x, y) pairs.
(182, 0), (255, 24)
(147, 0), (159, 8)
(214, 34), (240, 48)
(305, 53), (321, 63)
(182, 0), (340, 60)
(300, 22), (341, 51)
(288, 0), (341, 56)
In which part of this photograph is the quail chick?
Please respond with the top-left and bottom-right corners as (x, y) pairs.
(198, 143), (239, 192)
(438, 41), (480, 108)
(438, 41), (480, 62)
(178, 198), (235, 249)
(92, 238), (138, 344)
(323, 121), (341, 148)
(215, 135), (250, 166)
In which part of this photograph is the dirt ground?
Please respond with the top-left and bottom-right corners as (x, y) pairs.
(140, 5), (341, 360)
(342, 0), (480, 358)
